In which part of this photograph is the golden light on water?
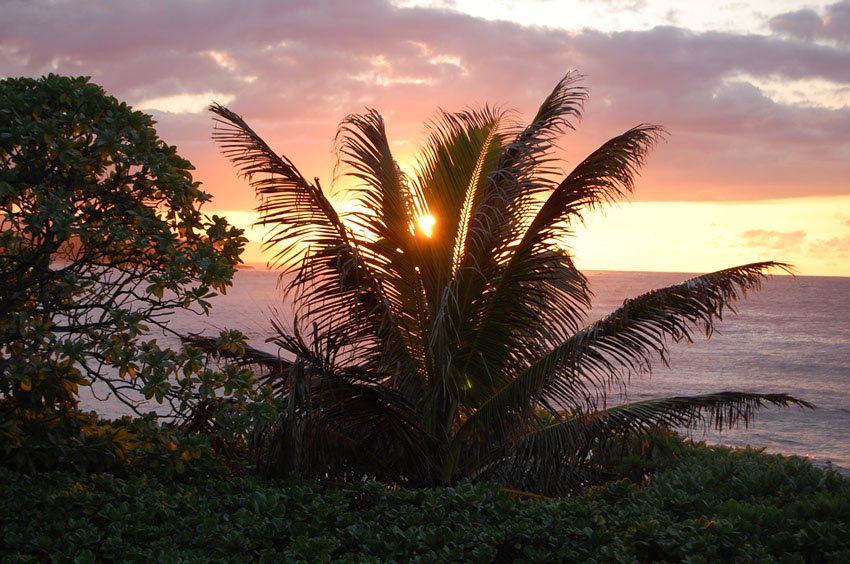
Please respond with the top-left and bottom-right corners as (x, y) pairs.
(418, 214), (436, 238)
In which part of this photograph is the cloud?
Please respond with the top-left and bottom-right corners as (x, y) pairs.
(1, 0), (849, 208)
(740, 229), (807, 251)
(136, 92), (236, 115)
(741, 226), (850, 263)
(581, 0), (648, 11)
(769, 1), (850, 44)
(721, 73), (850, 111)
(807, 235), (850, 259)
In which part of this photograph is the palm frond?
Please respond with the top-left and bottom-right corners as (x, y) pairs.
(489, 391), (813, 495)
(443, 73), (587, 327)
(484, 71), (588, 241)
(432, 73), (591, 402)
(445, 262), (791, 481)
(260, 327), (440, 485)
(209, 103), (349, 271)
(592, 392), (814, 434)
(181, 333), (288, 372)
(333, 110), (427, 393)
(412, 107), (507, 308)
(411, 107), (511, 432)
(210, 104), (414, 373)
(542, 262), (796, 396)
(455, 125), (662, 401)
(464, 72), (589, 257)
(527, 123), (665, 249)
(554, 262), (792, 407)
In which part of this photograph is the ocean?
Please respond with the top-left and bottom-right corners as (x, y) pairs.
(80, 269), (850, 474)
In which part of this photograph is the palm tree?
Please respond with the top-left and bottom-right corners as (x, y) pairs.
(205, 73), (810, 495)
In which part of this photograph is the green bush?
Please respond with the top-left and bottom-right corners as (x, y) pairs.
(0, 406), (229, 479)
(0, 401), (119, 474)
(2, 440), (848, 562)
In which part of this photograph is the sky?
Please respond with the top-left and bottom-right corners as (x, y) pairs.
(2, 0), (849, 276)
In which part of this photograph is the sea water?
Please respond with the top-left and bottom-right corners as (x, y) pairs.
(80, 269), (850, 473)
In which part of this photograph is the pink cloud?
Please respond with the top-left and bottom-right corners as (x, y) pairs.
(2, 0), (849, 208)
(807, 235), (850, 259)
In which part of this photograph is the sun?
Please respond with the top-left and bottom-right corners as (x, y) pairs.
(417, 214), (436, 238)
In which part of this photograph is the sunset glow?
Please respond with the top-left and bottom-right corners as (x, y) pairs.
(4, 0), (847, 276)
(417, 214), (436, 238)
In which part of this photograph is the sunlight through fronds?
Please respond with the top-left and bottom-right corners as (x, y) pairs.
(417, 214), (436, 238)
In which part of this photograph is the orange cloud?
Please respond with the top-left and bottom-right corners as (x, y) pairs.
(740, 229), (807, 251)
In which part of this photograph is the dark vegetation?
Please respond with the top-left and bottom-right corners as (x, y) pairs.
(2, 74), (846, 561)
(2, 432), (849, 562)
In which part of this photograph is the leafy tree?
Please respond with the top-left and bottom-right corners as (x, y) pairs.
(0, 74), (248, 438)
(207, 73), (810, 495)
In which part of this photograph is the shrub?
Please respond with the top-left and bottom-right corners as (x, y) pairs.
(1, 441), (847, 561)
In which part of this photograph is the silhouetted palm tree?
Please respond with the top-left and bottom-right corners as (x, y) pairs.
(206, 73), (808, 495)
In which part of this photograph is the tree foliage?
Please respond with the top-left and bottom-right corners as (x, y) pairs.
(207, 72), (811, 495)
(0, 74), (248, 443)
